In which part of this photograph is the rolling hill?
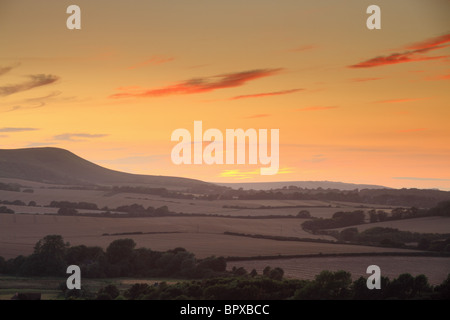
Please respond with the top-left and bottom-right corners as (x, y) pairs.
(0, 147), (215, 191)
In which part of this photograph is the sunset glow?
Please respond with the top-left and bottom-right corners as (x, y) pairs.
(1, 0), (449, 189)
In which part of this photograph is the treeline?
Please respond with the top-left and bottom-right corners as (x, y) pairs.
(0, 235), (227, 279)
(302, 201), (450, 234)
(61, 269), (450, 300)
(0, 182), (21, 192)
(219, 188), (450, 208)
(302, 211), (366, 232)
(48, 200), (172, 217)
(338, 227), (450, 252)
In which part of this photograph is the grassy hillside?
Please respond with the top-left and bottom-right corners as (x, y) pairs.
(0, 148), (215, 191)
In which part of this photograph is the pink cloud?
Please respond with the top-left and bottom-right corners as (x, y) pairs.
(110, 68), (283, 98)
(349, 33), (450, 68)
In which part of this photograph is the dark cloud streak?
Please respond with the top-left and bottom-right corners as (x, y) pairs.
(0, 74), (59, 96)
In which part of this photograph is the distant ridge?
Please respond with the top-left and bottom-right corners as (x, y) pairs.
(214, 181), (389, 191)
(0, 147), (214, 191)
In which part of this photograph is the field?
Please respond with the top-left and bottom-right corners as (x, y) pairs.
(0, 187), (394, 218)
(1, 180), (448, 289)
(228, 256), (450, 285)
(0, 213), (422, 260)
(333, 216), (450, 234)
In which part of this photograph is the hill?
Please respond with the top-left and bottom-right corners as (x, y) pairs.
(0, 147), (215, 191)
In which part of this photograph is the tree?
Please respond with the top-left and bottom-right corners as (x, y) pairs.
(197, 256), (226, 273)
(368, 210), (378, 223)
(387, 273), (415, 299)
(97, 284), (120, 300)
(21, 235), (68, 276)
(0, 256), (5, 273)
(269, 267), (284, 281)
(297, 210), (311, 218)
(295, 270), (352, 300)
(106, 239), (136, 264)
(433, 274), (450, 300)
(58, 207), (78, 215)
(340, 228), (358, 242)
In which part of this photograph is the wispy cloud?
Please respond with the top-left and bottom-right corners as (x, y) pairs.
(0, 63), (20, 76)
(393, 177), (450, 182)
(405, 34), (450, 51)
(425, 73), (450, 81)
(127, 56), (175, 69)
(302, 155), (327, 163)
(376, 98), (429, 104)
(349, 33), (450, 68)
(288, 45), (317, 53)
(0, 74), (59, 97)
(0, 127), (39, 133)
(110, 68), (283, 98)
(230, 88), (302, 100)
(244, 114), (271, 119)
(297, 106), (339, 111)
(53, 133), (108, 141)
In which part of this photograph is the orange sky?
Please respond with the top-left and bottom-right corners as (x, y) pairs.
(1, 0), (449, 189)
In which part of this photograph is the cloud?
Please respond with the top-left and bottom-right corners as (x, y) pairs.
(244, 114), (271, 119)
(0, 135), (8, 138)
(405, 34), (450, 51)
(0, 74), (59, 97)
(425, 73), (450, 81)
(393, 177), (450, 182)
(0, 127), (39, 132)
(297, 106), (339, 111)
(376, 98), (429, 104)
(348, 33), (450, 68)
(302, 155), (327, 163)
(127, 56), (175, 69)
(110, 68), (283, 98)
(53, 133), (109, 141)
(0, 63), (20, 76)
(288, 45), (317, 53)
(230, 88), (303, 100)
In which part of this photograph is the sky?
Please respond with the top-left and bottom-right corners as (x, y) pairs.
(0, 0), (449, 189)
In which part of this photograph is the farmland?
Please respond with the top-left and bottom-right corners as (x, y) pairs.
(334, 216), (450, 234)
(1, 164), (449, 295)
(0, 213), (423, 260)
